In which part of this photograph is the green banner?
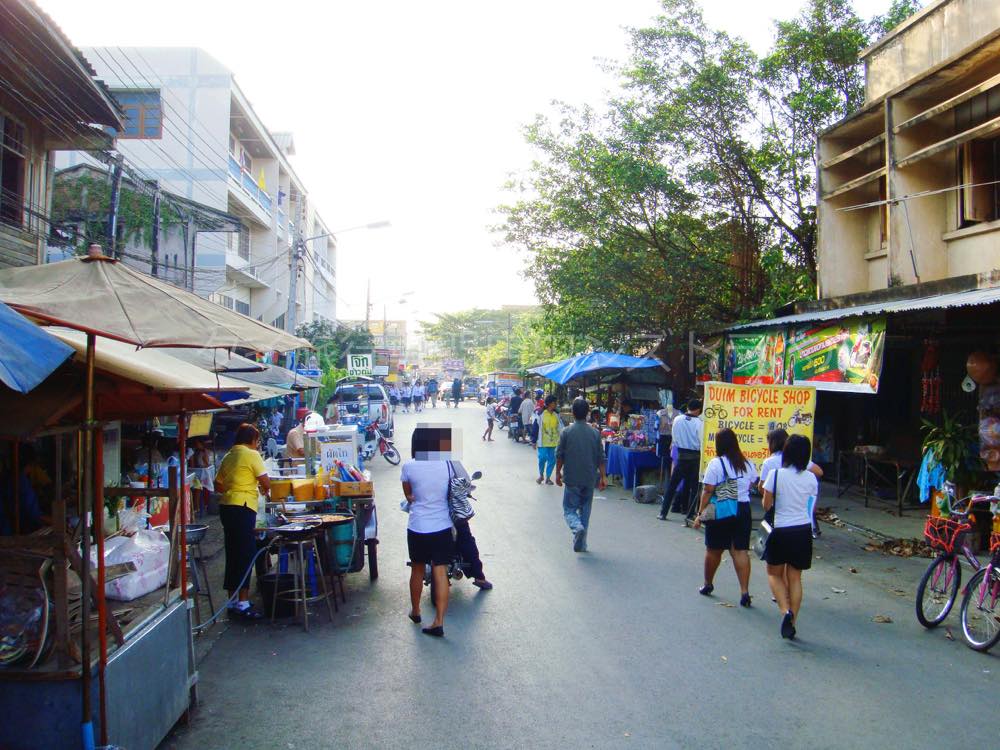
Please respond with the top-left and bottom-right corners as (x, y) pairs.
(724, 331), (786, 385)
(785, 317), (886, 393)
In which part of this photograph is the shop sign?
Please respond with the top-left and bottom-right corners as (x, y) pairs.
(699, 382), (817, 475)
(724, 331), (787, 385)
(347, 353), (373, 377)
(372, 365), (389, 376)
(694, 336), (723, 383)
(443, 358), (465, 372)
(786, 317), (885, 393)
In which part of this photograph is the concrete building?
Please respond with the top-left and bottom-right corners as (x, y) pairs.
(58, 47), (336, 329)
(0, 0), (121, 268)
(817, 0), (1000, 298)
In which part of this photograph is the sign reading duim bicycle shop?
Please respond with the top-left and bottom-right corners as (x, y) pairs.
(699, 382), (817, 475)
(347, 353), (374, 377)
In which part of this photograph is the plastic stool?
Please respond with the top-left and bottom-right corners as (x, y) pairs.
(187, 540), (215, 627)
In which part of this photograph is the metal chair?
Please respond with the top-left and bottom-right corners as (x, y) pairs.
(270, 528), (335, 631)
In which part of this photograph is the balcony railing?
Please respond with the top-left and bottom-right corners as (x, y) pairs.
(228, 153), (273, 217)
(277, 208), (287, 237)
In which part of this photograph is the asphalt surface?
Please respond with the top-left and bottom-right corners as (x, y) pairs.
(163, 405), (998, 750)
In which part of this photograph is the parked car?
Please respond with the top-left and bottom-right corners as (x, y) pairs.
(462, 376), (481, 401)
(329, 377), (394, 436)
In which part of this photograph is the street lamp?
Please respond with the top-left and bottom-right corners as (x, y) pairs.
(286, 219), (391, 333)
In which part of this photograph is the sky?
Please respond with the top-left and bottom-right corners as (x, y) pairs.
(38, 0), (898, 328)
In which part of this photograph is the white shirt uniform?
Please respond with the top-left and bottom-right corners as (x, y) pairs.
(401, 460), (454, 533)
(763, 467), (818, 528)
(672, 413), (702, 451)
(702, 456), (758, 502)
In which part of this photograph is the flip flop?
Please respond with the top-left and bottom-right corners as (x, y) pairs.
(422, 626), (444, 637)
(408, 613), (421, 624)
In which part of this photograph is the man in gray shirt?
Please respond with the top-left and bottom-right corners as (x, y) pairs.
(556, 397), (607, 552)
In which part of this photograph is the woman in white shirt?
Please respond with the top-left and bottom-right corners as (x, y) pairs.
(401, 426), (462, 637)
(692, 428), (758, 606)
(758, 428), (823, 537)
(761, 434), (819, 640)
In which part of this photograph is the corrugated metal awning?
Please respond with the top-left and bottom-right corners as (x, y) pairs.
(728, 286), (1000, 332)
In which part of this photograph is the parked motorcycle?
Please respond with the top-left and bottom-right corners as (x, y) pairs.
(360, 417), (401, 465)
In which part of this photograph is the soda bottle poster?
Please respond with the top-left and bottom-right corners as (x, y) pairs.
(723, 331), (786, 385)
(785, 317), (886, 393)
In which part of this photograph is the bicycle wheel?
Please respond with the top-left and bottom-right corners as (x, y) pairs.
(381, 442), (401, 465)
(960, 567), (1000, 652)
(916, 556), (960, 628)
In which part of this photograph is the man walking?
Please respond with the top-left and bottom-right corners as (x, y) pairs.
(556, 398), (607, 552)
(451, 376), (462, 408)
(658, 399), (703, 520)
(426, 378), (439, 408)
(508, 388), (524, 441)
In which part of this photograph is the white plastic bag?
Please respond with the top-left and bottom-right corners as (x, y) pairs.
(91, 528), (170, 601)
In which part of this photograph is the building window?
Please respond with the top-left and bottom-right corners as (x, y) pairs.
(235, 300), (250, 316)
(113, 91), (162, 139)
(217, 294), (235, 310)
(0, 114), (26, 228)
(271, 313), (285, 330)
(959, 138), (1000, 225)
(238, 227), (250, 260)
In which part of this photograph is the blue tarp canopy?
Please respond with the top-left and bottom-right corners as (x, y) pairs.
(0, 303), (74, 393)
(529, 352), (666, 385)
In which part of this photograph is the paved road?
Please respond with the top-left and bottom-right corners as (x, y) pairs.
(165, 405), (997, 749)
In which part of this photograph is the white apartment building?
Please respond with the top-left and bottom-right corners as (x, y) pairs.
(58, 47), (336, 329)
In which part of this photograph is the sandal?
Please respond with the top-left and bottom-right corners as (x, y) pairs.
(699, 583), (714, 596)
(408, 613), (422, 624)
(472, 579), (493, 590)
(422, 625), (444, 637)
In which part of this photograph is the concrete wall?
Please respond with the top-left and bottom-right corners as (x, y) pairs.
(865, 0), (1000, 102)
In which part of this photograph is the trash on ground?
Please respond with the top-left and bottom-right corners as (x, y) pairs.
(815, 507), (845, 527)
(863, 538), (933, 558)
(872, 614), (893, 623)
(832, 587), (847, 594)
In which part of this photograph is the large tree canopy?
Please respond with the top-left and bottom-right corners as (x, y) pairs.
(497, 0), (923, 349)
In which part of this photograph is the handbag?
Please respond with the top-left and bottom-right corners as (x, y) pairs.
(753, 471), (777, 560)
(699, 460), (739, 523)
(446, 461), (475, 522)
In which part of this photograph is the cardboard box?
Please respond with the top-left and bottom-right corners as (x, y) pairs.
(331, 480), (374, 497)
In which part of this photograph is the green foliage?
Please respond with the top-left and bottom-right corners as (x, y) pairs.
(921, 412), (982, 486)
(870, 0), (923, 37)
(295, 320), (373, 403)
(419, 308), (534, 361)
(498, 0), (896, 348)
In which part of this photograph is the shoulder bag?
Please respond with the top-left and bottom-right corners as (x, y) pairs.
(446, 460), (475, 522)
(753, 471), (776, 560)
(698, 459), (739, 523)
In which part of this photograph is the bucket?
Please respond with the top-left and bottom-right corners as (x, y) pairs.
(326, 513), (356, 572)
(270, 479), (292, 501)
(260, 572), (296, 618)
(291, 478), (314, 501)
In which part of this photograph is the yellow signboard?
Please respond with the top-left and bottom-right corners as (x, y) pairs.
(700, 381), (817, 475)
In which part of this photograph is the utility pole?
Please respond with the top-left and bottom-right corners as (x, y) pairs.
(507, 311), (512, 364)
(364, 278), (371, 328)
(106, 155), (124, 258)
(286, 200), (306, 333)
(383, 304), (388, 349)
(150, 186), (160, 276)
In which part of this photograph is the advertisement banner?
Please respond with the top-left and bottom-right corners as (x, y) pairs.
(443, 358), (465, 372)
(785, 317), (885, 393)
(699, 381), (817, 476)
(347, 353), (373, 377)
(723, 331), (786, 385)
(694, 336), (723, 383)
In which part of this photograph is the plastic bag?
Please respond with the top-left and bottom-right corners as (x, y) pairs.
(117, 506), (149, 535)
(91, 528), (170, 601)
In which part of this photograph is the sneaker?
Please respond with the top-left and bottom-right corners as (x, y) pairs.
(573, 528), (586, 552)
(657, 514), (667, 521)
(698, 583), (714, 596)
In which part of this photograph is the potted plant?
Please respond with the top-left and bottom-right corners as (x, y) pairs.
(921, 411), (983, 504)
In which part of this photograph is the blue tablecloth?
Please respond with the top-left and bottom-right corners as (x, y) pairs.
(605, 444), (661, 489)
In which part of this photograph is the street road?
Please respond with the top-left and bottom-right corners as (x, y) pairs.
(165, 405), (997, 749)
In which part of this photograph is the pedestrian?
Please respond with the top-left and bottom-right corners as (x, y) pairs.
(518, 391), (535, 445)
(214, 423), (269, 620)
(284, 407), (309, 459)
(427, 378), (439, 408)
(413, 380), (425, 412)
(692, 428), (758, 604)
(508, 388), (524, 441)
(388, 384), (399, 413)
(401, 382), (412, 413)
(451, 376), (462, 408)
(655, 402), (674, 483)
(760, 434), (818, 640)
(658, 399), (703, 520)
(536, 395), (561, 484)
(589, 408), (601, 430)
(269, 409), (283, 439)
(401, 426), (460, 637)
(758, 428), (824, 538)
(555, 397), (607, 552)
(483, 397), (496, 441)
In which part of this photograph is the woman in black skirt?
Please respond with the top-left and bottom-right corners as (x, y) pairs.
(760, 434), (819, 640)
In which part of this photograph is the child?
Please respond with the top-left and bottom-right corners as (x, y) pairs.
(401, 383), (412, 413)
(483, 397), (496, 441)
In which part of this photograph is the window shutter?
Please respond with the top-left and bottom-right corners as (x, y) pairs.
(963, 140), (995, 222)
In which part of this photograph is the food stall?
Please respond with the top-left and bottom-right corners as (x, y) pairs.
(0, 256), (310, 750)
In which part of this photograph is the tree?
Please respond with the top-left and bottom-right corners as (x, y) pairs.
(870, 0), (924, 36)
(295, 320), (373, 402)
(419, 308), (534, 361)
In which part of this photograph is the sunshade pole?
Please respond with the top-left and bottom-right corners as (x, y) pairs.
(80, 332), (96, 750)
(94, 426), (109, 746)
(178, 412), (188, 602)
(12, 440), (19, 535)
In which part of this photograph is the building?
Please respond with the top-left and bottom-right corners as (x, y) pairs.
(57, 47), (336, 329)
(818, 0), (1000, 298)
(0, 0), (121, 268)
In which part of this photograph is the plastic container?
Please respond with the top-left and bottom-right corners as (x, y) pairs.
(260, 572), (295, 618)
(326, 512), (356, 572)
(270, 479), (292, 501)
(291, 478), (314, 501)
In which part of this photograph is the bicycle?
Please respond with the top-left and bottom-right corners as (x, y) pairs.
(915, 494), (989, 628)
(702, 405), (728, 420)
(958, 526), (1000, 652)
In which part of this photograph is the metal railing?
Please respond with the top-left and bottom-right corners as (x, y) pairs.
(228, 153), (273, 217)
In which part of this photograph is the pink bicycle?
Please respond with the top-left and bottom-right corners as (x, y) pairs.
(959, 529), (1000, 651)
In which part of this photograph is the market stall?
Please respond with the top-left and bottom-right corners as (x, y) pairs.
(0, 255), (309, 750)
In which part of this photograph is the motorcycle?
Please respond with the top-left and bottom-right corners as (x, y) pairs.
(360, 417), (401, 465)
(495, 398), (511, 431)
(405, 471), (483, 600)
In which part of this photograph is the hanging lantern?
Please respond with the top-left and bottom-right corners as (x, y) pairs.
(966, 350), (997, 385)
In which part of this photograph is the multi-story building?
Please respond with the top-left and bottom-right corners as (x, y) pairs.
(58, 47), (336, 329)
(0, 0), (121, 268)
(817, 0), (1000, 297)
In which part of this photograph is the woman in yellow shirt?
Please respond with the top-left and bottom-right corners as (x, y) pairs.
(214, 423), (270, 620)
